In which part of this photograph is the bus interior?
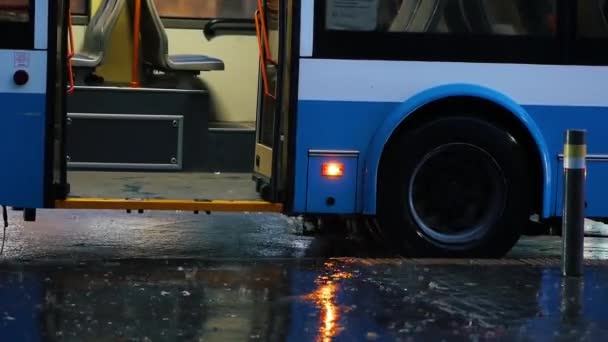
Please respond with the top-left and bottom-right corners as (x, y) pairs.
(62, 0), (285, 208)
(4, 0), (608, 212)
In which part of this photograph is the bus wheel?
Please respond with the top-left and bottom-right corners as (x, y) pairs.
(377, 116), (531, 258)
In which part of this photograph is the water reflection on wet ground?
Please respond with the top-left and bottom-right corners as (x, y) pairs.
(2, 210), (608, 261)
(2, 259), (608, 341)
(1, 210), (608, 340)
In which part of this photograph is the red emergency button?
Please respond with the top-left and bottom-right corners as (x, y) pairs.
(13, 70), (29, 86)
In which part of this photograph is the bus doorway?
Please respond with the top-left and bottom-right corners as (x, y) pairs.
(254, 0), (294, 203)
(58, 0), (293, 212)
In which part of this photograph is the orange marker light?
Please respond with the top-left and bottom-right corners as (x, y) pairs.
(322, 162), (344, 178)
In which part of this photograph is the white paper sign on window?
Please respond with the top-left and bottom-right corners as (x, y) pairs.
(326, 0), (379, 31)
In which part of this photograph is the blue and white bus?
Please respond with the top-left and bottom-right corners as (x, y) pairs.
(0, 0), (604, 257)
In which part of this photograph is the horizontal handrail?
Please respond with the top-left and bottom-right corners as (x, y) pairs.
(203, 18), (255, 38)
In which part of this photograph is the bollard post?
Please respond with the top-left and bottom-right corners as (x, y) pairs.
(562, 129), (586, 277)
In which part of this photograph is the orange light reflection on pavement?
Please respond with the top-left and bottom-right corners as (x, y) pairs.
(303, 262), (354, 342)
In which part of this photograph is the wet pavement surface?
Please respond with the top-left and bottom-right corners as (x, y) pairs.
(2, 209), (608, 261)
(1, 209), (608, 341)
(3, 259), (608, 341)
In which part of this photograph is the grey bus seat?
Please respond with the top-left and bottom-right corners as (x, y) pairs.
(72, 0), (125, 69)
(140, 0), (224, 73)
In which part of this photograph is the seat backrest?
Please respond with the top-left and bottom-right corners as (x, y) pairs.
(140, 0), (170, 69)
(79, 0), (111, 54)
(86, 0), (110, 34)
(80, 0), (125, 59)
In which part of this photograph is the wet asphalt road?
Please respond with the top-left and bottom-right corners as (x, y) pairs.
(1, 209), (608, 261)
(2, 210), (608, 341)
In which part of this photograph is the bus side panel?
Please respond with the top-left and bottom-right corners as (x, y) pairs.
(294, 59), (554, 216)
(295, 58), (608, 219)
(0, 50), (49, 208)
(292, 100), (396, 213)
(525, 105), (608, 218)
(295, 101), (608, 219)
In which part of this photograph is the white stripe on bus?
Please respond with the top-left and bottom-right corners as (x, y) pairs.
(298, 59), (608, 107)
(299, 0), (315, 57)
(0, 50), (48, 94)
(34, 0), (48, 50)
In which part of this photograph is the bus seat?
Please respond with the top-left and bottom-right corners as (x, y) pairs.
(72, 0), (125, 69)
(140, 0), (225, 73)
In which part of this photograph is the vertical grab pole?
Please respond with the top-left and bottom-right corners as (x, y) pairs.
(562, 129), (586, 277)
(131, 0), (141, 88)
(67, 3), (76, 95)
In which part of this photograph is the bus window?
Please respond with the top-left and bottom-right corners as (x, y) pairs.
(325, 0), (557, 35)
(153, 0), (255, 19)
(572, 0), (608, 64)
(70, 0), (87, 15)
(325, 0), (382, 31)
(578, 0), (608, 37)
(0, 0), (33, 50)
(0, 0), (28, 22)
(450, 0), (557, 35)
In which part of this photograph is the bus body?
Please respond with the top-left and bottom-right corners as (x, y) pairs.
(0, 0), (605, 257)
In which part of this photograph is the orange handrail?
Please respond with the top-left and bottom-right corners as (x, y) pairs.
(66, 5), (75, 95)
(130, 0), (141, 88)
(256, 0), (276, 65)
(255, 9), (274, 100)
(255, 0), (276, 100)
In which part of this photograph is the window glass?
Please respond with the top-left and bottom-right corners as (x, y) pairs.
(154, 0), (257, 20)
(578, 0), (608, 37)
(325, 0), (557, 36)
(0, 0), (29, 22)
(70, 0), (88, 15)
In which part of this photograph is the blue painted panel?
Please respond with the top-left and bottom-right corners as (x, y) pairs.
(293, 100), (396, 212)
(554, 162), (608, 217)
(0, 93), (47, 208)
(293, 98), (608, 218)
(306, 155), (358, 213)
(524, 105), (608, 216)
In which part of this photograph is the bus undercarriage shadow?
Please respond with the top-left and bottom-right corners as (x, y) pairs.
(300, 217), (402, 258)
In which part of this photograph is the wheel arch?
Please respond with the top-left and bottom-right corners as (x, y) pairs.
(362, 84), (552, 218)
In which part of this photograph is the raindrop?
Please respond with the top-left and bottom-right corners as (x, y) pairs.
(366, 332), (379, 340)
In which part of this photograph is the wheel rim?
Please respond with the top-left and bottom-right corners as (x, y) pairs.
(408, 143), (507, 245)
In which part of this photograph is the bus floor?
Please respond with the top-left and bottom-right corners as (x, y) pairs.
(66, 170), (261, 201)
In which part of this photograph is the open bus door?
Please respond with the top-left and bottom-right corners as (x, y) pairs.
(1, 0), (295, 216)
(0, 0), (70, 214)
(253, 0), (296, 205)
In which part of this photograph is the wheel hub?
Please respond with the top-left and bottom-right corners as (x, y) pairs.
(408, 143), (507, 245)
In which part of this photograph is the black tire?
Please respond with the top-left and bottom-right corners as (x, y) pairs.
(377, 116), (531, 258)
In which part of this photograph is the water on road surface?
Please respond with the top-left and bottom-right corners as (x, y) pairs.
(1, 209), (608, 341)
